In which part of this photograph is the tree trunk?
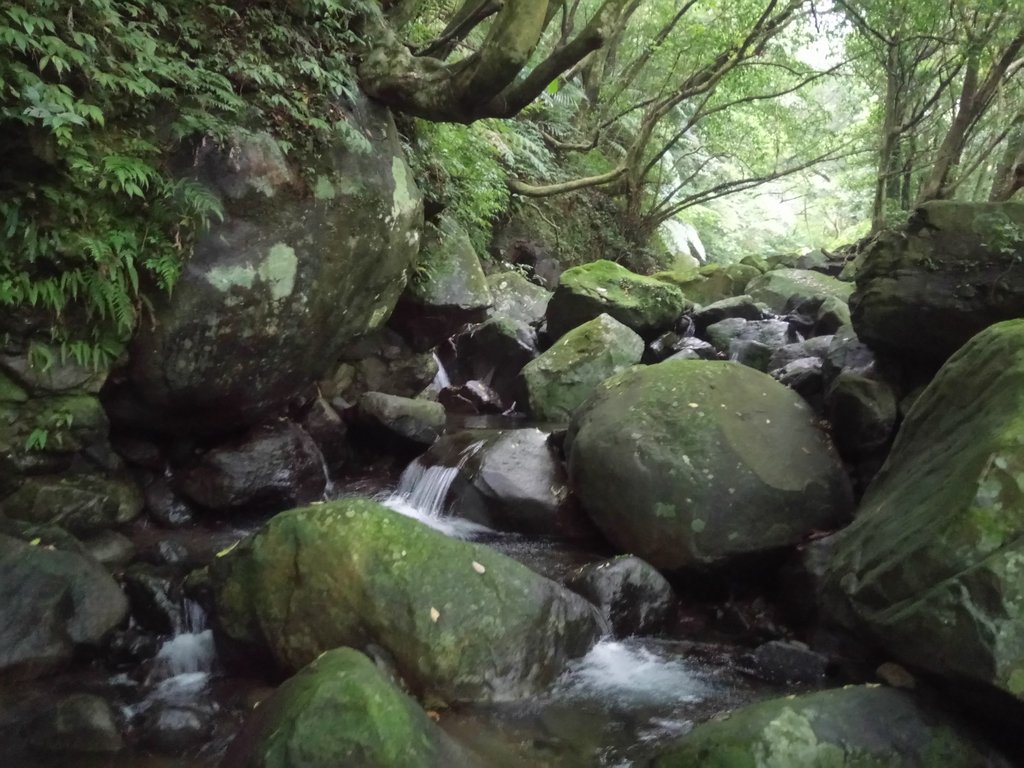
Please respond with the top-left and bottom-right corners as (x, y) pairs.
(990, 117), (1024, 201)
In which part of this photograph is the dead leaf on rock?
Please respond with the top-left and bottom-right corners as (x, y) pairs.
(472, 561), (486, 574)
(430, 606), (440, 623)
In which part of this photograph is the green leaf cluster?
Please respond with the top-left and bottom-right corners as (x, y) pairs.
(1, 0), (373, 362)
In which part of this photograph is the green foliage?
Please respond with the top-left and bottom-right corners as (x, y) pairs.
(407, 119), (511, 254)
(0, 0), (373, 361)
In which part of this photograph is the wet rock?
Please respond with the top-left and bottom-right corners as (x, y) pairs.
(174, 421), (326, 514)
(122, 566), (182, 635)
(745, 267), (853, 314)
(566, 360), (852, 571)
(704, 318), (793, 355)
(820, 320), (1024, 703)
(209, 499), (601, 703)
(139, 705), (214, 755)
(692, 295), (767, 332)
(430, 429), (592, 537)
(81, 530), (136, 569)
(0, 533), (128, 679)
(851, 201), (1024, 366)
(739, 639), (831, 685)
(321, 329), (439, 403)
(102, 100), (423, 437)
(665, 337), (719, 362)
(438, 381), (504, 415)
(652, 685), (1011, 767)
(143, 540), (193, 568)
(109, 434), (165, 471)
(299, 396), (349, 473)
(144, 477), (196, 528)
(771, 357), (825, 409)
(222, 648), (471, 768)
(521, 314), (644, 422)
(823, 324), (877, 383)
(1, 473), (142, 535)
(656, 263), (761, 305)
(28, 693), (123, 753)
(547, 260), (690, 340)
(565, 556), (676, 637)
(107, 628), (161, 666)
(445, 317), (539, 407)
(487, 271), (551, 326)
(354, 392), (445, 446)
(767, 335), (833, 371)
(824, 371), (898, 459)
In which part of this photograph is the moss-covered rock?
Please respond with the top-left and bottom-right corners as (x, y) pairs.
(209, 499), (600, 703)
(486, 271), (551, 327)
(222, 648), (472, 768)
(566, 360), (852, 570)
(103, 97), (423, 437)
(656, 263), (762, 306)
(521, 314), (644, 422)
(407, 217), (492, 311)
(355, 392), (446, 445)
(851, 201), (1024, 365)
(652, 685), (1012, 767)
(819, 319), (1024, 702)
(547, 260), (689, 340)
(746, 268), (854, 314)
(2, 474), (142, 535)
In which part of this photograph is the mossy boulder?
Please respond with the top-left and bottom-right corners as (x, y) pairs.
(819, 320), (1024, 702)
(223, 648), (472, 768)
(406, 217), (492, 311)
(546, 260), (689, 340)
(566, 360), (852, 570)
(2, 474), (142, 535)
(521, 314), (644, 422)
(746, 268), (854, 314)
(355, 392), (446, 446)
(486, 271), (551, 327)
(851, 201), (1024, 366)
(103, 97), (423, 437)
(652, 685), (1012, 767)
(209, 499), (601, 703)
(656, 263), (762, 305)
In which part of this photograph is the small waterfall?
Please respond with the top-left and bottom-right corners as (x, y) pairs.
(432, 351), (452, 389)
(148, 599), (216, 682)
(317, 446), (336, 499)
(382, 440), (489, 537)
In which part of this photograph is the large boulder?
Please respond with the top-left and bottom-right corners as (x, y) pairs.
(444, 318), (539, 408)
(652, 685), (1012, 767)
(103, 98), (423, 436)
(546, 260), (689, 340)
(565, 556), (676, 637)
(656, 263), (762, 305)
(222, 648), (471, 768)
(566, 360), (852, 570)
(209, 499), (601, 703)
(745, 268), (854, 314)
(521, 314), (644, 422)
(173, 420), (326, 514)
(851, 201), (1024, 366)
(0, 533), (128, 679)
(354, 392), (446, 447)
(819, 320), (1024, 702)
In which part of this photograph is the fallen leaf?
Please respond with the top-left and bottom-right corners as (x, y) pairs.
(472, 561), (486, 574)
(29, 537), (41, 546)
(430, 607), (440, 623)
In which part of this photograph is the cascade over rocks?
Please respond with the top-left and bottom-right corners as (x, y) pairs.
(422, 429), (592, 537)
(851, 201), (1024, 366)
(546, 260), (690, 340)
(652, 685), (1012, 767)
(521, 313), (644, 422)
(209, 499), (601, 703)
(566, 360), (852, 571)
(102, 96), (423, 437)
(223, 648), (473, 768)
(819, 319), (1024, 703)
